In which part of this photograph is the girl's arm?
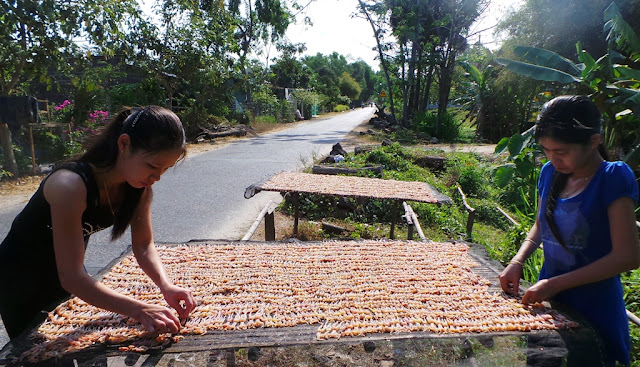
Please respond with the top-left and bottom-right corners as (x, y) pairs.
(45, 171), (182, 334)
(522, 196), (640, 304)
(129, 188), (197, 322)
(498, 197), (543, 296)
(498, 220), (543, 296)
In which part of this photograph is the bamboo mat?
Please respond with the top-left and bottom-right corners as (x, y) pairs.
(245, 172), (452, 204)
(0, 240), (576, 366)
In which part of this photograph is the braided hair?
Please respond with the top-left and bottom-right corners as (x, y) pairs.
(534, 95), (608, 248)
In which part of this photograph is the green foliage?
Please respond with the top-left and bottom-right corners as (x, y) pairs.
(109, 79), (165, 110)
(458, 47), (543, 143)
(471, 200), (512, 230)
(0, 143), (33, 173)
(443, 153), (490, 198)
(625, 268), (640, 365)
(338, 71), (362, 102)
(365, 143), (412, 171)
(493, 129), (541, 215)
(495, 3), (640, 155)
(333, 104), (349, 113)
(413, 111), (462, 142)
(0, 0), (144, 95)
(32, 130), (66, 163)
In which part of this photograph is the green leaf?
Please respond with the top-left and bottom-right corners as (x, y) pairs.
(493, 165), (515, 188)
(494, 137), (510, 155)
(576, 43), (597, 78)
(460, 62), (481, 84)
(513, 46), (582, 76)
(514, 157), (535, 178)
(603, 3), (640, 53)
(614, 65), (640, 81)
(507, 134), (526, 158)
(496, 58), (582, 83)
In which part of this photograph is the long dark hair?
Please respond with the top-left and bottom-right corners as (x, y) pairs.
(79, 106), (186, 240)
(534, 95), (608, 248)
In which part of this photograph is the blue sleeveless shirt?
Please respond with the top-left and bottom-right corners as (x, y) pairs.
(537, 161), (638, 365)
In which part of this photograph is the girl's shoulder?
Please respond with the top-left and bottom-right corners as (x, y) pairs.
(601, 160), (634, 177)
(43, 161), (96, 200)
(598, 161), (638, 204)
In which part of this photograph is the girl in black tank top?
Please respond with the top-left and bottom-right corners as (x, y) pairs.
(0, 106), (196, 339)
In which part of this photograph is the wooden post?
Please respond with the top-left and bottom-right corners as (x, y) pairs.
(403, 201), (414, 240)
(293, 193), (300, 236)
(0, 121), (18, 175)
(389, 200), (398, 239)
(226, 349), (236, 367)
(457, 185), (476, 241)
(265, 211), (275, 241)
(29, 125), (36, 174)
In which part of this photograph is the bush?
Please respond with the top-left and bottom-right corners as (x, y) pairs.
(443, 153), (490, 198)
(32, 130), (66, 163)
(333, 104), (349, 112)
(414, 111), (462, 142)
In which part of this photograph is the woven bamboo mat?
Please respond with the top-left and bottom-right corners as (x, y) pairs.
(246, 172), (452, 204)
(0, 240), (578, 366)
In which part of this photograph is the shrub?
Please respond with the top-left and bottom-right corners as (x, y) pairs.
(333, 104), (349, 112)
(443, 153), (490, 198)
(414, 111), (462, 142)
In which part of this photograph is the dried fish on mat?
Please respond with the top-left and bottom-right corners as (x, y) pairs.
(246, 172), (452, 203)
(16, 240), (576, 363)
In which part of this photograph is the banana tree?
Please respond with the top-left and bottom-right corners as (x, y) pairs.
(495, 2), (640, 159)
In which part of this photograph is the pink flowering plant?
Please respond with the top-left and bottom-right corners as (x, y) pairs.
(86, 110), (109, 133)
(52, 100), (74, 126)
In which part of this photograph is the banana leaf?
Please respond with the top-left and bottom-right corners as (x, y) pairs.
(496, 58), (581, 83)
(513, 46), (583, 76)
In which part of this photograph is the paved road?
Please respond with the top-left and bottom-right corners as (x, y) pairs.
(0, 107), (374, 349)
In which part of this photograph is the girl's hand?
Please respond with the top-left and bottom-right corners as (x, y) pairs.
(498, 263), (523, 296)
(522, 279), (556, 304)
(161, 284), (197, 322)
(135, 303), (182, 334)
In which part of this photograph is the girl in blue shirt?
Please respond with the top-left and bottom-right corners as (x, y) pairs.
(499, 95), (640, 366)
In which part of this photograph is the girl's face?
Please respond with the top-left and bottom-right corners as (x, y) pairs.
(538, 136), (596, 175)
(117, 134), (183, 188)
(123, 149), (182, 188)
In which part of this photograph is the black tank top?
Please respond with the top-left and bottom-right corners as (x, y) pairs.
(0, 161), (114, 307)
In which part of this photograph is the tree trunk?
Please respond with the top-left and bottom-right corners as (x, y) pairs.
(358, 0), (397, 124)
(411, 45), (422, 114)
(436, 42), (457, 137)
(421, 62), (435, 114)
(0, 123), (19, 176)
(402, 40), (418, 128)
